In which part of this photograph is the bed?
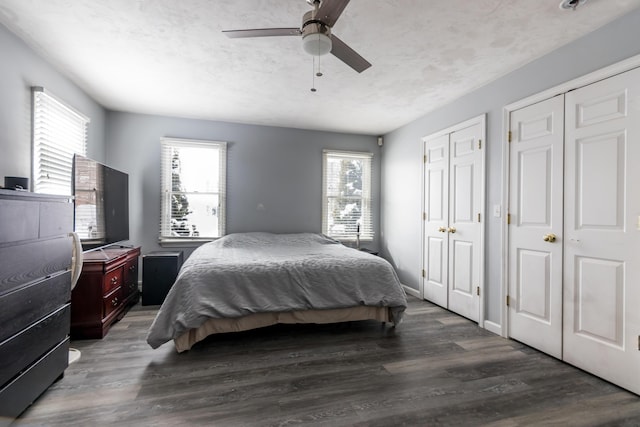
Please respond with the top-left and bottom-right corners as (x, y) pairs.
(146, 232), (407, 352)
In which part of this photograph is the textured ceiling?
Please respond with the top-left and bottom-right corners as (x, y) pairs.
(1, 0), (639, 135)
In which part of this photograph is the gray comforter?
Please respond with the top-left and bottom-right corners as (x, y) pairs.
(146, 232), (407, 348)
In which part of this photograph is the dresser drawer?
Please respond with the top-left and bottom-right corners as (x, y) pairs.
(103, 267), (123, 294)
(38, 200), (73, 239)
(0, 199), (39, 243)
(122, 258), (138, 298)
(0, 337), (69, 422)
(124, 258), (138, 286)
(0, 304), (70, 387)
(0, 236), (72, 296)
(0, 271), (70, 343)
(0, 197), (72, 244)
(103, 286), (122, 319)
(122, 278), (139, 300)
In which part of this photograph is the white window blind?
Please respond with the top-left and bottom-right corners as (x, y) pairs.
(322, 150), (373, 241)
(160, 138), (227, 241)
(32, 87), (89, 195)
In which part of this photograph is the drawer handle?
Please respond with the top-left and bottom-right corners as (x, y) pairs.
(112, 297), (119, 307)
(111, 277), (118, 285)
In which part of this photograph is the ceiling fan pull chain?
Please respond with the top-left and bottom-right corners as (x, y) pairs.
(316, 51), (323, 77)
(311, 56), (317, 92)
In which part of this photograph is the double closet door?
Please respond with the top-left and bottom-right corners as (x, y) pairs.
(508, 67), (640, 394)
(423, 121), (483, 322)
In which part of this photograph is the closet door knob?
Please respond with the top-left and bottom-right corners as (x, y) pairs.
(438, 226), (447, 233)
(448, 227), (456, 234)
(543, 233), (557, 242)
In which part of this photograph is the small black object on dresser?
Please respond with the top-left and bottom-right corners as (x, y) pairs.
(0, 189), (73, 425)
(142, 251), (184, 306)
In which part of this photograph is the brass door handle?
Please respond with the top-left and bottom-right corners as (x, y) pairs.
(448, 227), (456, 234)
(543, 233), (557, 242)
(438, 226), (447, 233)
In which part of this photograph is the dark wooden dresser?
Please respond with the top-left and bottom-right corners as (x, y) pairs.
(71, 246), (140, 339)
(0, 189), (73, 425)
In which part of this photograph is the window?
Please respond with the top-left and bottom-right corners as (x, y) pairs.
(160, 138), (227, 242)
(322, 150), (373, 241)
(32, 87), (89, 195)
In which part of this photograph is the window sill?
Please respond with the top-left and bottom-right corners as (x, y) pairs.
(334, 238), (374, 243)
(158, 238), (215, 248)
(335, 238), (374, 249)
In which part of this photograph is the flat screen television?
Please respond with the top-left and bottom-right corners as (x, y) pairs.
(72, 154), (129, 251)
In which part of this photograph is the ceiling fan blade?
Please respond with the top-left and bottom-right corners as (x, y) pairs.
(316, 0), (350, 27)
(330, 35), (371, 73)
(223, 28), (301, 39)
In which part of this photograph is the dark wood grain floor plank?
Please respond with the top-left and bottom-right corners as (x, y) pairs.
(13, 296), (640, 426)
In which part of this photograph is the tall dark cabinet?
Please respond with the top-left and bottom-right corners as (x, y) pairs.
(0, 189), (73, 425)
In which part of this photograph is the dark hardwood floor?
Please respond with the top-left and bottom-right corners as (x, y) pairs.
(12, 296), (640, 426)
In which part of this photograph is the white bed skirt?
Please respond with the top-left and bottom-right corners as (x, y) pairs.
(174, 306), (391, 353)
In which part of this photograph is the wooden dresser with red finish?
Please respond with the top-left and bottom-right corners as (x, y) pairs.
(71, 246), (140, 339)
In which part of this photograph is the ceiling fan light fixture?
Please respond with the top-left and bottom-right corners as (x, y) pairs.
(302, 32), (332, 56)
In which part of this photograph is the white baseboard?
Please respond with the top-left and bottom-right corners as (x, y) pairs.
(403, 285), (420, 298)
(483, 320), (502, 336)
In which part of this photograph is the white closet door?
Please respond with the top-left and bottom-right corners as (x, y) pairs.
(447, 124), (482, 322)
(508, 94), (564, 359)
(423, 134), (450, 308)
(563, 66), (640, 394)
(423, 121), (483, 322)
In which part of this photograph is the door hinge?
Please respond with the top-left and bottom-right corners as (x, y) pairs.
(476, 286), (480, 296)
(638, 335), (640, 351)
(422, 269), (426, 278)
(477, 213), (481, 223)
(507, 213), (511, 225)
(478, 139), (482, 150)
(506, 295), (510, 306)
(508, 130), (512, 143)
(424, 154), (427, 163)
(423, 212), (427, 221)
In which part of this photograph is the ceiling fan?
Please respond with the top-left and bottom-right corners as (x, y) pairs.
(222, 0), (372, 73)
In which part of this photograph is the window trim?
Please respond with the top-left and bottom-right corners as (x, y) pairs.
(322, 149), (374, 242)
(159, 137), (227, 244)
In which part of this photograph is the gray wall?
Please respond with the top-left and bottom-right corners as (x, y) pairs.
(105, 112), (380, 258)
(380, 9), (640, 326)
(0, 24), (107, 182)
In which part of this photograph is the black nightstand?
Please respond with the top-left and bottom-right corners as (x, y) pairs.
(142, 251), (184, 305)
